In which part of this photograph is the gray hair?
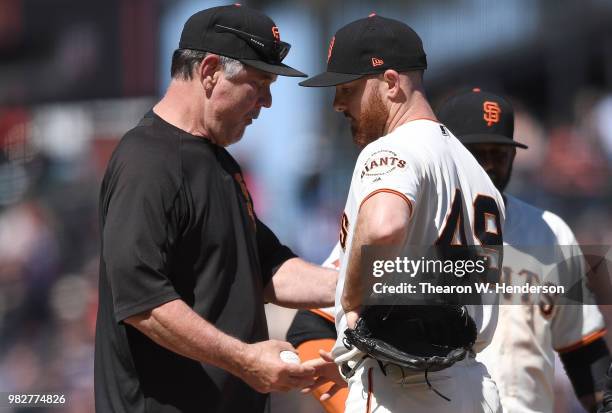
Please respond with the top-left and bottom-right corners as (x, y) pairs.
(170, 49), (245, 80)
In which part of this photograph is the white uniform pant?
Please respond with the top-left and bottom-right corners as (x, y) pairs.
(343, 357), (501, 413)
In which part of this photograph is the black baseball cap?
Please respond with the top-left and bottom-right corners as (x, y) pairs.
(437, 88), (527, 148)
(179, 4), (306, 77)
(300, 14), (427, 87)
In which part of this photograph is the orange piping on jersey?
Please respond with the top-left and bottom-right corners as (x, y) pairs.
(556, 328), (607, 354)
(366, 367), (374, 413)
(310, 308), (335, 324)
(339, 212), (349, 252)
(360, 189), (414, 220)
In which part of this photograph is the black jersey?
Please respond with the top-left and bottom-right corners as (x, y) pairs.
(95, 111), (295, 413)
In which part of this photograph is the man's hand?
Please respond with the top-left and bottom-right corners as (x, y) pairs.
(301, 350), (347, 401)
(240, 340), (316, 393)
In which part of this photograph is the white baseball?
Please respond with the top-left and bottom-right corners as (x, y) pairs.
(279, 350), (300, 364)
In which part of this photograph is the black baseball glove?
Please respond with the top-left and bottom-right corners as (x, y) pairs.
(343, 305), (477, 374)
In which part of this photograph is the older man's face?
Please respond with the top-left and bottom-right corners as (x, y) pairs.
(333, 77), (389, 148)
(208, 65), (276, 146)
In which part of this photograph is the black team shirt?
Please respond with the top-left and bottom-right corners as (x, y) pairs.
(95, 111), (296, 413)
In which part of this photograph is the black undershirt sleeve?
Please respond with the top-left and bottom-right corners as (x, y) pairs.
(560, 337), (611, 398)
(286, 310), (336, 348)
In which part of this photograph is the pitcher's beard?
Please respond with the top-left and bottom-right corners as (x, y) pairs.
(351, 88), (389, 148)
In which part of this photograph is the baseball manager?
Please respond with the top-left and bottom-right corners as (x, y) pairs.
(95, 5), (336, 413)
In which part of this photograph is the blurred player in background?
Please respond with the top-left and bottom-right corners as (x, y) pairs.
(437, 89), (610, 413)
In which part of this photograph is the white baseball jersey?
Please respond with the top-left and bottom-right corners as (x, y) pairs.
(332, 119), (506, 359)
(477, 194), (606, 413)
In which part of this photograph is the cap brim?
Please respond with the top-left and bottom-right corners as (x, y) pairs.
(240, 59), (307, 77)
(458, 133), (528, 149)
(299, 72), (364, 87)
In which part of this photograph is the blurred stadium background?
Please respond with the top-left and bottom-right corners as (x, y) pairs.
(0, 0), (611, 411)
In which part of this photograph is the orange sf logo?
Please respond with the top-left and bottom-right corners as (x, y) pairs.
(271, 26), (280, 41)
(483, 101), (501, 126)
(327, 36), (335, 63)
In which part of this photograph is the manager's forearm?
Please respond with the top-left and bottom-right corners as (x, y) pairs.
(266, 258), (337, 308)
(125, 299), (248, 377)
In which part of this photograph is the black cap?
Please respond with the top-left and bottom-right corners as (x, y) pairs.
(300, 14), (427, 87)
(436, 88), (527, 149)
(179, 4), (306, 77)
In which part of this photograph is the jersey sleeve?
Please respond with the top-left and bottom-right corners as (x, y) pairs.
(286, 309), (336, 348)
(256, 218), (297, 287)
(354, 143), (420, 215)
(101, 150), (183, 323)
(543, 211), (606, 351)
